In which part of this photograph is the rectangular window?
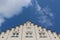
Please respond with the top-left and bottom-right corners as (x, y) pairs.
(11, 32), (19, 37)
(25, 31), (33, 38)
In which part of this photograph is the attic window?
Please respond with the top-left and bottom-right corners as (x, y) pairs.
(54, 37), (56, 38)
(25, 32), (33, 38)
(39, 32), (45, 35)
(13, 33), (15, 35)
(59, 37), (60, 38)
(16, 33), (19, 35)
(39, 32), (47, 38)
(39, 30), (40, 31)
(11, 32), (19, 37)
(2, 36), (4, 38)
(26, 32), (32, 35)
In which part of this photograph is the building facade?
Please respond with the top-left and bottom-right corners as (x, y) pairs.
(0, 21), (60, 40)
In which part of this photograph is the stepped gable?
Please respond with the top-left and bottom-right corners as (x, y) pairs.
(0, 21), (60, 40)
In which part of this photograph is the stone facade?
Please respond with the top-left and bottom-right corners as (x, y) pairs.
(0, 21), (60, 40)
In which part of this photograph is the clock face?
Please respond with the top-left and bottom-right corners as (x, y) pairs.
(0, 0), (60, 33)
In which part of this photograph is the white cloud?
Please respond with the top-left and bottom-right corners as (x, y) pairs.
(0, 0), (54, 27)
(35, 1), (41, 11)
(42, 6), (54, 17)
(0, 0), (31, 26)
(35, 1), (54, 27)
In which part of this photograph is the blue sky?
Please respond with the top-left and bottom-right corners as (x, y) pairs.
(37, 0), (60, 33)
(0, 0), (60, 34)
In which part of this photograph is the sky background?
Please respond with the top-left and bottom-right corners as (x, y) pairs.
(0, 0), (60, 34)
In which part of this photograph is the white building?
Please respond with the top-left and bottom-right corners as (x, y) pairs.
(0, 21), (60, 40)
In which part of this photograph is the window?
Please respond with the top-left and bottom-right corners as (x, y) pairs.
(11, 32), (19, 37)
(39, 30), (40, 31)
(39, 32), (45, 35)
(25, 31), (33, 38)
(13, 33), (15, 35)
(26, 36), (33, 38)
(54, 37), (56, 38)
(39, 32), (47, 38)
(59, 37), (60, 38)
(2, 36), (4, 38)
(16, 33), (19, 35)
(43, 33), (45, 35)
